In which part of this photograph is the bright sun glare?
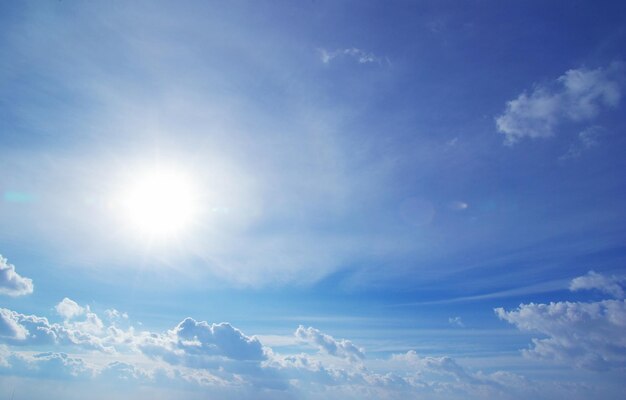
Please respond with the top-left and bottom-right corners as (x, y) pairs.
(117, 167), (199, 239)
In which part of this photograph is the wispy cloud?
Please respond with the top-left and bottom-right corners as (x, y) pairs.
(318, 47), (383, 65)
(570, 270), (625, 299)
(496, 62), (624, 145)
(559, 126), (602, 160)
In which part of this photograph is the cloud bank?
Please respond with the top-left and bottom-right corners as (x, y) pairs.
(0, 298), (581, 399)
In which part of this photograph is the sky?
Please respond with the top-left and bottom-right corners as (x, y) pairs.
(1, 1), (626, 399)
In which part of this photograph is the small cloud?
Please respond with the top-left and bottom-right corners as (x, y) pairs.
(560, 126), (602, 160)
(55, 298), (86, 320)
(295, 325), (365, 362)
(105, 308), (129, 321)
(318, 47), (382, 65)
(0, 254), (34, 297)
(446, 137), (459, 147)
(449, 201), (468, 211)
(495, 62), (624, 145)
(448, 316), (465, 327)
(570, 270), (624, 299)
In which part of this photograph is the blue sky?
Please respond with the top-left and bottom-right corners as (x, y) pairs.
(1, 1), (626, 399)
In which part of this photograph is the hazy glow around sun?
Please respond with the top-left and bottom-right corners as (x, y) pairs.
(116, 166), (199, 239)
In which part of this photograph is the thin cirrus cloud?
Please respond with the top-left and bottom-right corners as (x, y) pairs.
(318, 47), (382, 64)
(495, 62), (624, 145)
(0, 254), (33, 297)
(496, 270), (626, 371)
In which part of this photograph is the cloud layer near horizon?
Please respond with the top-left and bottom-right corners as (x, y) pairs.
(1, 270), (625, 399)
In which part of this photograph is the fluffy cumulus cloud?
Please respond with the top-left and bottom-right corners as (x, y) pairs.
(0, 308), (29, 340)
(0, 254), (34, 296)
(496, 271), (626, 371)
(56, 297), (86, 320)
(0, 306), (109, 351)
(495, 62), (625, 145)
(0, 301), (613, 399)
(496, 300), (626, 370)
(139, 317), (267, 367)
(295, 325), (365, 362)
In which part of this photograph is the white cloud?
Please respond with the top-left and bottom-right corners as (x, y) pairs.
(319, 48), (381, 64)
(496, 62), (624, 145)
(448, 316), (465, 327)
(105, 309), (129, 321)
(496, 299), (626, 370)
(56, 297), (86, 320)
(449, 201), (468, 211)
(391, 350), (480, 383)
(0, 307), (110, 351)
(570, 270), (625, 299)
(0, 308), (29, 340)
(0, 302), (612, 399)
(0, 254), (34, 296)
(53, 298), (104, 335)
(295, 325), (365, 362)
(139, 317), (267, 368)
(5, 351), (95, 380)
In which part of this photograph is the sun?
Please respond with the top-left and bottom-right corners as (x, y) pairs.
(116, 167), (199, 239)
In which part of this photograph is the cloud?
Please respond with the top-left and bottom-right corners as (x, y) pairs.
(105, 309), (129, 322)
(139, 317), (267, 369)
(56, 298), (86, 320)
(295, 325), (365, 362)
(0, 307), (110, 351)
(5, 351), (94, 380)
(0, 254), (34, 296)
(391, 350), (480, 384)
(54, 298), (104, 335)
(0, 303), (602, 399)
(495, 62), (624, 145)
(448, 316), (465, 327)
(0, 308), (29, 340)
(495, 299), (626, 370)
(449, 201), (468, 211)
(570, 270), (625, 299)
(560, 126), (603, 160)
(319, 48), (381, 64)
